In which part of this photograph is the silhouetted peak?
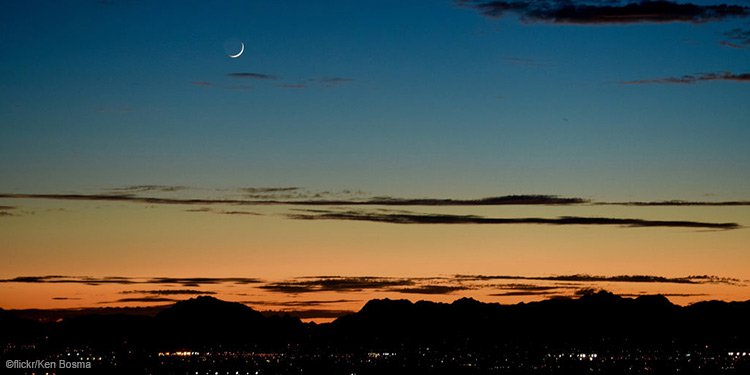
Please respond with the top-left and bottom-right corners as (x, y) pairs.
(452, 297), (482, 307)
(359, 298), (413, 314)
(577, 289), (621, 302)
(156, 296), (264, 322)
(634, 294), (673, 307)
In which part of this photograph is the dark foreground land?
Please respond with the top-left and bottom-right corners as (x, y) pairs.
(2, 291), (749, 374)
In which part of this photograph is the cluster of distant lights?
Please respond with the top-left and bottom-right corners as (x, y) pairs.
(546, 353), (598, 361)
(728, 352), (749, 357)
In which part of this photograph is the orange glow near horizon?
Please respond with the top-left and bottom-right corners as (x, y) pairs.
(1, 196), (749, 322)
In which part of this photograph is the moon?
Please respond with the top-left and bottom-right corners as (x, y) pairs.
(228, 42), (244, 59)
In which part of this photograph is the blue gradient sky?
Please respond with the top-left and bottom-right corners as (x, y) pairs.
(1, 0), (748, 199)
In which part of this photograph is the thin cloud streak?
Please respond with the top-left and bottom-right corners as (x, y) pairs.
(120, 289), (216, 296)
(0, 205), (16, 217)
(241, 299), (359, 307)
(721, 27), (750, 48)
(455, 274), (742, 285)
(4, 191), (748, 207)
(621, 71), (750, 84)
(260, 277), (415, 294)
(395, 285), (472, 295)
(99, 297), (177, 304)
(603, 199), (750, 206)
(461, 0), (750, 24)
(288, 209), (740, 230)
(107, 185), (187, 193)
(227, 72), (278, 80)
(0, 275), (262, 287)
(0, 193), (588, 206)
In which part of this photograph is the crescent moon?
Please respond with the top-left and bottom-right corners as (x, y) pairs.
(228, 42), (244, 58)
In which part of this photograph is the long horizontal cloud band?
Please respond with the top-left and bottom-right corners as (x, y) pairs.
(461, 0), (750, 24)
(4, 274), (742, 305)
(2, 193), (748, 206)
(288, 210), (739, 230)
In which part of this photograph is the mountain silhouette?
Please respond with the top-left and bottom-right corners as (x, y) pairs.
(2, 292), (749, 352)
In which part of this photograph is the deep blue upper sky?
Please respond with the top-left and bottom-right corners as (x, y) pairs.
(1, 0), (748, 199)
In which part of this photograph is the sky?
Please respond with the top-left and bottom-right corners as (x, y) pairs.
(0, 0), (749, 322)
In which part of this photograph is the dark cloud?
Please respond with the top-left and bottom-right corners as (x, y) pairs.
(0, 275), (137, 285)
(260, 277), (415, 294)
(241, 299), (359, 307)
(108, 185), (187, 193)
(461, 0), (750, 24)
(491, 290), (558, 296)
(288, 209), (740, 230)
(394, 285), (472, 295)
(52, 297), (81, 300)
(99, 297), (177, 304)
(227, 72), (278, 80)
(120, 289), (216, 296)
(601, 199), (750, 206)
(239, 187), (301, 194)
(721, 27), (750, 48)
(184, 207), (262, 216)
(490, 283), (584, 296)
(455, 274), (741, 285)
(278, 83), (307, 89)
(190, 81), (212, 87)
(496, 283), (572, 291)
(0, 206), (16, 217)
(186, 207), (212, 212)
(619, 292), (708, 297)
(148, 277), (262, 287)
(318, 77), (354, 86)
(0, 275), (262, 287)
(218, 210), (262, 215)
(0, 193), (587, 207)
(7, 191), (750, 208)
(621, 71), (750, 84)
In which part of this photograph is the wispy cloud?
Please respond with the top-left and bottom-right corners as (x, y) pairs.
(460, 0), (750, 24)
(318, 77), (354, 87)
(288, 209), (740, 230)
(241, 299), (359, 307)
(99, 297), (177, 304)
(0, 275), (262, 287)
(277, 83), (307, 89)
(11, 191), (748, 207)
(120, 289), (216, 296)
(455, 274), (742, 285)
(0, 192), (589, 207)
(721, 27), (750, 48)
(0, 205), (16, 217)
(601, 199), (750, 206)
(107, 185), (187, 193)
(619, 292), (708, 297)
(190, 81), (213, 87)
(394, 285), (472, 295)
(491, 290), (559, 296)
(227, 72), (278, 80)
(239, 187), (301, 194)
(260, 276), (415, 294)
(621, 71), (750, 84)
